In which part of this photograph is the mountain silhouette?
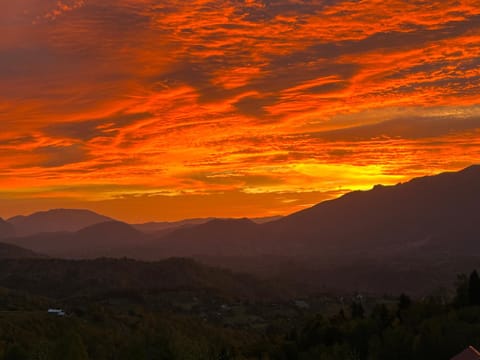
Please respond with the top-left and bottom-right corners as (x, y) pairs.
(5, 221), (147, 259)
(263, 164), (480, 259)
(133, 218), (217, 235)
(0, 218), (15, 239)
(137, 165), (480, 262)
(8, 209), (113, 237)
(143, 218), (261, 258)
(123, 165), (480, 295)
(133, 216), (282, 235)
(0, 241), (43, 259)
(2, 165), (480, 294)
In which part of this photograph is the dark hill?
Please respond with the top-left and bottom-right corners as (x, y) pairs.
(0, 257), (280, 300)
(0, 218), (15, 239)
(142, 218), (262, 258)
(4, 221), (147, 259)
(77, 220), (144, 241)
(133, 216), (282, 235)
(264, 164), (480, 259)
(0, 242), (43, 259)
(8, 209), (113, 237)
(133, 218), (216, 234)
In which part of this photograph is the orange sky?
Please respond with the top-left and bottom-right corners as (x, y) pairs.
(1, 0), (479, 222)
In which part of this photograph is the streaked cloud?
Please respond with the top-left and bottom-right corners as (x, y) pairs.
(1, 0), (479, 221)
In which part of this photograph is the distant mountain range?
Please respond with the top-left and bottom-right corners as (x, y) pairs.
(138, 165), (480, 261)
(2, 165), (480, 294)
(4, 208), (282, 239)
(1, 209), (284, 259)
(133, 216), (282, 234)
(7, 221), (148, 259)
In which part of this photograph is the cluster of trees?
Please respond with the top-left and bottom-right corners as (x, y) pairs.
(454, 270), (480, 307)
(264, 271), (480, 360)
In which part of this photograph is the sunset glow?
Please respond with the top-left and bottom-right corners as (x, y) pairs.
(1, 0), (479, 221)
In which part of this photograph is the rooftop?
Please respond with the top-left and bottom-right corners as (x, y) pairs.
(451, 346), (480, 360)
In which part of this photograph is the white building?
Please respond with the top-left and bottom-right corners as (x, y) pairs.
(47, 309), (66, 317)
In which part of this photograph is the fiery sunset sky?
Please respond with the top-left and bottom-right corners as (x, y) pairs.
(1, 0), (479, 222)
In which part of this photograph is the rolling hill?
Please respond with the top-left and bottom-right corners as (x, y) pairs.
(5, 221), (148, 259)
(133, 216), (283, 235)
(0, 242), (44, 259)
(140, 218), (262, 258)
(0, 218), (15, 239)
(0, 257), (282, 300)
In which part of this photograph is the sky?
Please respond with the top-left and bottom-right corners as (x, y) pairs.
(1, 0), (479, 222)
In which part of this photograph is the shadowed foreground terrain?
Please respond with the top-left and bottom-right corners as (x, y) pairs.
(1, 256), (480, 359)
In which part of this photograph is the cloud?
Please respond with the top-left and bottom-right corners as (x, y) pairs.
(310, 114), (480, 141)
(43, 112), (153, 141)
(1, 0), (480, 220)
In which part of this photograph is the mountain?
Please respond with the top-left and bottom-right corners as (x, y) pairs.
(133, 216), (283, 234)
(263, 164), (480, 259)
(5, 221), (147, 259)
(142, 165), (480, 260)
(0, 218), (15, 239)
(251, 216), (283, 224)
(140, 218), (262, 258)
(8, 209), (113, 237)
(133, 218), (216, 234)
(3, 166), (480, 295)
(0, 242), (43, 259)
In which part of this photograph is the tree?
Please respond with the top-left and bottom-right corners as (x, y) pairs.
(351, 302), (364, 319)
(454, 273), (469, 307)
(4, 345), (29, 360)
(398, 294), (411, 311)
(468, 270), (480, 306)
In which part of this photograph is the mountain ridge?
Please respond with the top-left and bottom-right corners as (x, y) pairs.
(4, 220), (148, 259)
(135, 164), (480, 262)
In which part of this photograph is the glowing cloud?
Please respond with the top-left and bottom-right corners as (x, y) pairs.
(1, 0), (479, 221)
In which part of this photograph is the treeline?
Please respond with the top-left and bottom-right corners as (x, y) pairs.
(2, 271), (480, 359)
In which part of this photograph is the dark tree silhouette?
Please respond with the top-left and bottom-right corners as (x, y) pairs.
(468, 270), (480, 305)
(454, 273), (469, 307)
(398, 294), (412, 311)
(351, 301), (364, 319)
